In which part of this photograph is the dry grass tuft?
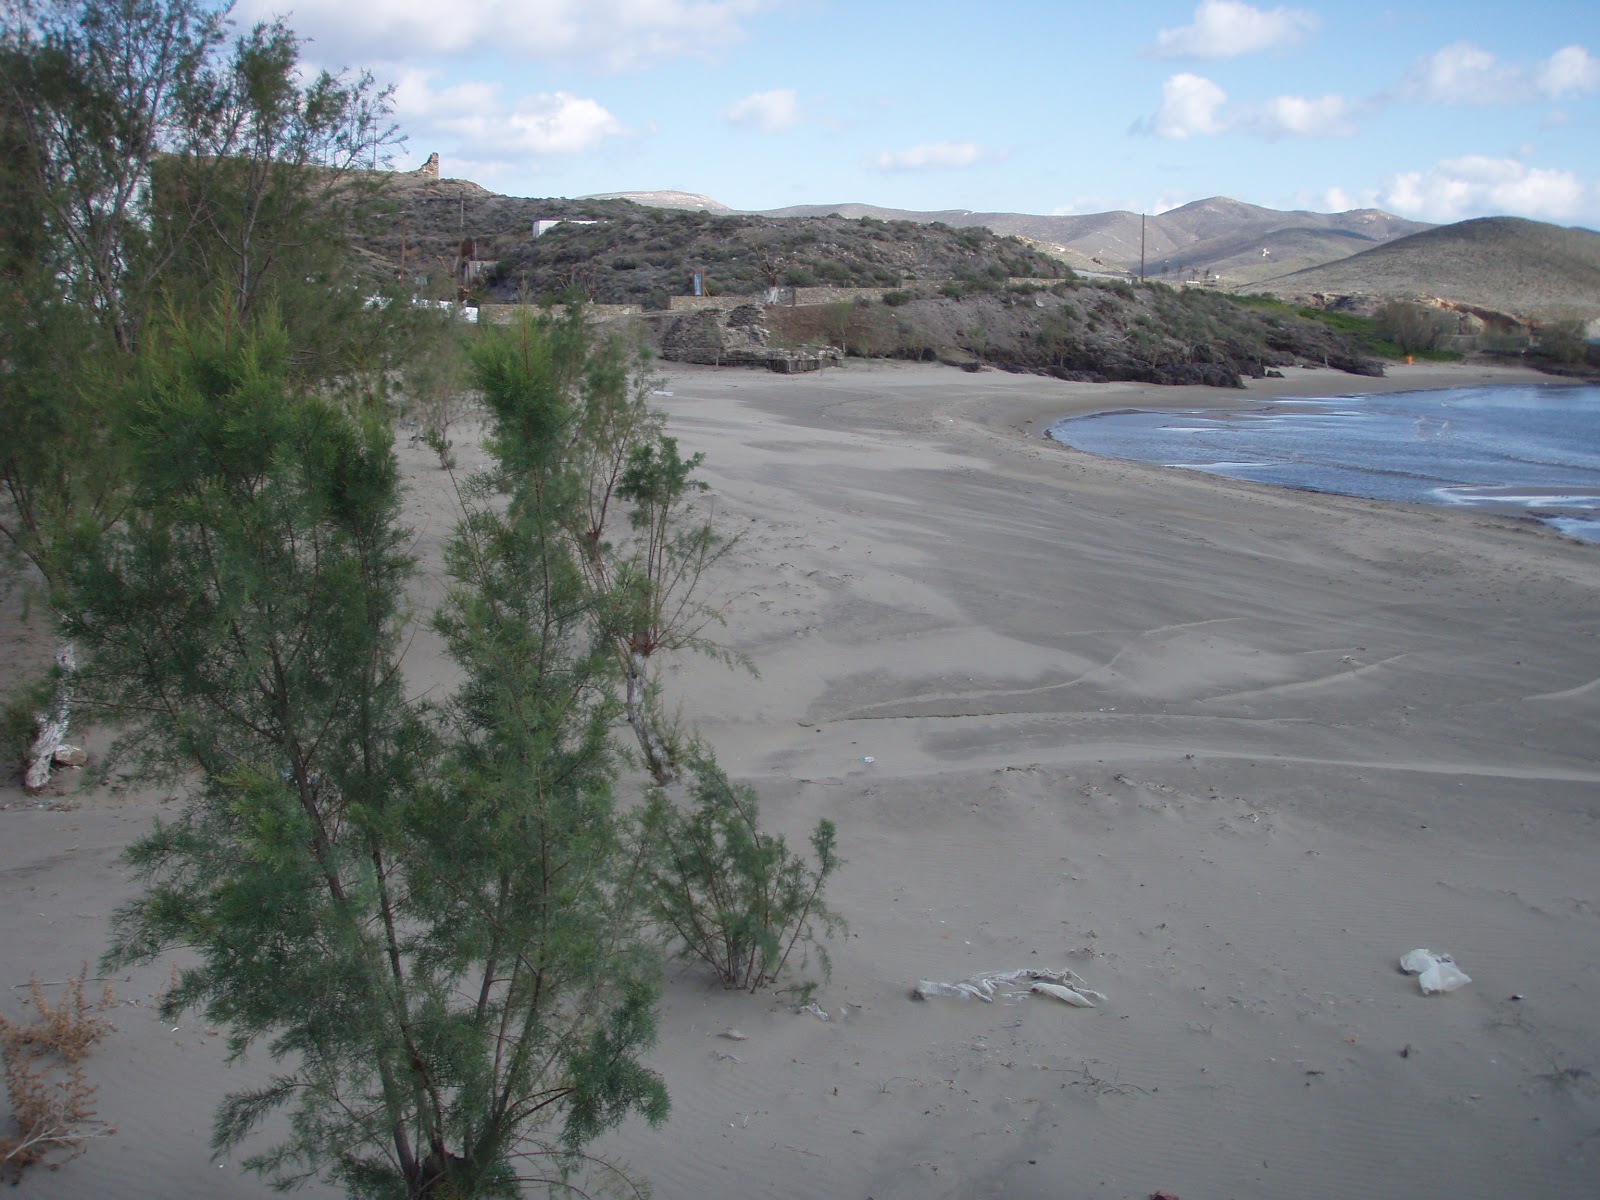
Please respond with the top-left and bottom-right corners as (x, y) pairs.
(0, 966), (115, 1181)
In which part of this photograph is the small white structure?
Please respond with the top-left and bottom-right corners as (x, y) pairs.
(532, 218), (600, 238)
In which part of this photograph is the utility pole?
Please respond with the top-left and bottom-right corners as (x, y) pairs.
(1140, 213), (1146, 282)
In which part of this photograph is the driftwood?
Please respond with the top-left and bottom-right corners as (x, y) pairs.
(912, 967), (1105, 1006)
(23, 643), (75, 795)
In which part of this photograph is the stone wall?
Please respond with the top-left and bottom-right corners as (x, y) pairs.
(653, 306), (841, 372)
(665, 294), (752, 313)
(478, 303), (640, 325)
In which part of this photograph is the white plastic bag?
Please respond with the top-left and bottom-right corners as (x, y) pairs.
(1399, 948), (1470, 994)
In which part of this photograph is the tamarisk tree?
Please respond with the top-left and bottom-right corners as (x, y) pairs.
(1, 0), (403, 792)
(75, 311), (667, 1198)
(474, 306), (742, 784)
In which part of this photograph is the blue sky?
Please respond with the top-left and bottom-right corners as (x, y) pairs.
(245, 0), (1600, 225)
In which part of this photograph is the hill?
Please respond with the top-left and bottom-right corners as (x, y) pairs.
(337, 170), (1387, 387)
(1252, 217), (1600, 322)
(759, 196), (1430, 283)
(483, 208), (1074, 304)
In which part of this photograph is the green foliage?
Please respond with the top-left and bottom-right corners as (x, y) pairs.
(398, 308), (475, 468)
(1, 671), (57, 777)
(1296, 306), (1371, 334)
(75, 308), (668, 1197)
(637, 750), (843, 993)
(473, 306), (741, 785)
(1537, 319), (1589, 365)
(1373, 299), (1452, 355)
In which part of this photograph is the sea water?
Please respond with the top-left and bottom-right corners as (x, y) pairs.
(1046, 384), (1600, 543)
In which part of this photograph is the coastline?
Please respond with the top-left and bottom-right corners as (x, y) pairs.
(991, 359), (1566, 437)
(1031, 365), (1600, 542)
(4, 358), (1598, 1200)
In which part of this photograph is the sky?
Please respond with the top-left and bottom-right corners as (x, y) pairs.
(241, 0), (1600, 226)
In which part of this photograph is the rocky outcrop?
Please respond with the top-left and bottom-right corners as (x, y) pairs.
(655, 307), (841, 372)
(413, 152), (439, 179)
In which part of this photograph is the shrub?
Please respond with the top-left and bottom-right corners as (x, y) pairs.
(0, 968), (114, 1182)
(881, 290), (913, 307)
(1, 672), (57, 781)
(1373, 299), (1451, 354)
(1538, 319), (1589, 365)
(637, 751), (843, 994)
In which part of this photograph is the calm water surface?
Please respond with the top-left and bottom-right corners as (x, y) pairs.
(1047, 385), (1600, 543)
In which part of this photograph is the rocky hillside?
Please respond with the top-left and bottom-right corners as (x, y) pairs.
(346, 171), (639, 288)
(761, 197), (1430, 285)
(1251, 217), (1600, 323)
(483, 209), (1074, 305)
(646, 279), (1383, 386)
(340, 170), (1385, 387)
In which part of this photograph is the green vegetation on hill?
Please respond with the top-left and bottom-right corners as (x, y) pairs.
(1228, 295), (1464, 362)
(744, 279), (1384, 384)
(485, 208), (1073, 305)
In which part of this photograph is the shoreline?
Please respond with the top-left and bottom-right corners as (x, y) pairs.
(986, 359), (1564, 438)
(1029, 366), (1600, 543)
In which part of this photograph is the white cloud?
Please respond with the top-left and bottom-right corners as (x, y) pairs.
(1409, 41), (1526, 104)
(868, 141), (1000, 171)
(393, 71), (625, 164)
(725, 88), (800, 132)
(1150, 74), (1229, 138)
(1145, 74), (1354, 140)
(1237, 92), (1356, 138)
(1536, 45), (1600, 99)
(1377, 156), (1592, 223)
(1318, 185), (1378, 213)
(1403, 42), (1600, 107)
(1152, 0), (1318, 60)
(236, 0), (773, 71)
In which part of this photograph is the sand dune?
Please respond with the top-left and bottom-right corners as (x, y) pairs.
(4, 360), (1598, 1199)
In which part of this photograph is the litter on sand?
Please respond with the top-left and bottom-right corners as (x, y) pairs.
(1399, 948), (1471, 994)
(911, 967), (1106, 1007)
(1030, 981), (1101, 1007)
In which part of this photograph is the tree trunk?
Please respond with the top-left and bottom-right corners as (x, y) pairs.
(625, 650), (676, 785)
(23, 641), (75, 795)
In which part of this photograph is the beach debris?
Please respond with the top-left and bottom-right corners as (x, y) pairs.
(719, 1029), (748, 1041)
(1399, 949), (1471, 994)
(912, 967), (1105, 1006)
(797, 1003), (830, 1021)
(1030, 981), (1101, 1008)
(859, 756), (875, 764)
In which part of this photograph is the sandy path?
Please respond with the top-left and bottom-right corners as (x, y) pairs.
(4, 359), (1597, 1199)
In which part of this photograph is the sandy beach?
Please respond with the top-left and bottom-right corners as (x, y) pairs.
(4, 358), (1598, 1199)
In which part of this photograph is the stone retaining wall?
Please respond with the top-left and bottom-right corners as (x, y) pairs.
(479, 303), (640, 324)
